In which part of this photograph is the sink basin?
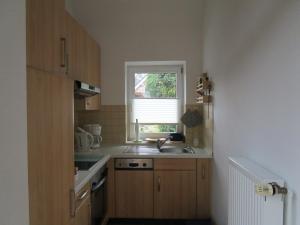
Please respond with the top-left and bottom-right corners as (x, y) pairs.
(123, 146), (160, 154)
(123, 146), (194, 154)
(159, 146), (195, 154)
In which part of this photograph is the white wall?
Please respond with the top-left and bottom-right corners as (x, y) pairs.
(202, 0), (300, 224)
(0, 1), (29, 225)
(67, 0), (204, 105)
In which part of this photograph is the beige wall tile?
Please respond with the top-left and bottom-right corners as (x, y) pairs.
(77, 105), (127, 144)
(77, 104), (213, 148)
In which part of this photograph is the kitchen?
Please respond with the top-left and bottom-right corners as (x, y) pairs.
(1, 1), (300, 225)
(26, 0), (213, 224)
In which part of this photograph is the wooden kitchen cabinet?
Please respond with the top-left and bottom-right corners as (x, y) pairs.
(154, 170), (196, 219)
(65, 12), (101, 88)
(196, 159), (211, 219)
(75, 184), (91, 225)
(27, 0), (66, 74)
(65, 12), (87, 82)
(86, 35), (101, 87)
(115, 170), (154, 218)
(85, 95), (101, 110)
(75, 94), (101, 111)
(27, 68), (74, 225)
(154, 158), (196, 171)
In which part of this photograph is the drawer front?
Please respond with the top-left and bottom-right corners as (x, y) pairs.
(76, 183), (91, 209)
(154, 159), (196, 171)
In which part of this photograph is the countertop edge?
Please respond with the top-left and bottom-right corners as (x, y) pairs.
(75, 154), (111, 193)
(74, 145), (213, 192)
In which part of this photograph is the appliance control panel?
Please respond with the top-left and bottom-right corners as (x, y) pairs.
(115, 158), (153, 169)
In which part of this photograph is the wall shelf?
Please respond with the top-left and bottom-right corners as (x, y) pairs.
(196, 73), (212, 104)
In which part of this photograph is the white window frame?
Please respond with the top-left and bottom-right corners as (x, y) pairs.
(125, 61), (186, 141)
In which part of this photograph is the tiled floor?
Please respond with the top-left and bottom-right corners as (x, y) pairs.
(108, 219), (211, 225)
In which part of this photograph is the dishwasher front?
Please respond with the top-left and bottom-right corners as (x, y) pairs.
(114, 158), (154, 218)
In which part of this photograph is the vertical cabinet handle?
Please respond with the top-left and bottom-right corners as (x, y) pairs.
(202, 166), (206, 180)
(65, 53), (69, 74)
(79, 190), (89, 200)
(60, 38), (67, 68)
(158, 176), (161, 192)
(70, 189), (76, 217)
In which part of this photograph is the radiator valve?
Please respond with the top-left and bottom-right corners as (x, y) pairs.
(255, 182), (288, 196)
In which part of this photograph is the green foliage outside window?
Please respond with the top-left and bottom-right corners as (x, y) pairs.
(145, 73), (176, 98)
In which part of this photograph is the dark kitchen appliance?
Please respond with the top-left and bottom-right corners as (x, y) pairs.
(74, 80), (101, 98)
(90, 165), (107, 225)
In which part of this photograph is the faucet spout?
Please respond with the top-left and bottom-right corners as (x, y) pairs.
(157, 135), (173, 151)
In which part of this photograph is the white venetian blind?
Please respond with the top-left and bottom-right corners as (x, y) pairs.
(131, 99), (180, 123)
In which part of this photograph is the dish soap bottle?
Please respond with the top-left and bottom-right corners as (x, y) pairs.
(135, 119), (140, 142)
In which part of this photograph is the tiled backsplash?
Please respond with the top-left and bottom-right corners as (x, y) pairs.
(202, 104), (214, 152)
(76, 104), (213, 150)
(76, 105), (126, 144)
(184, 104), (204, 147)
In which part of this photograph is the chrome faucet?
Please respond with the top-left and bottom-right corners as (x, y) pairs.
(157, 135), (173, 151)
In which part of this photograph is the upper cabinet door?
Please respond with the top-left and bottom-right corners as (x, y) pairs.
(65, 12), (87, 82)
(27, 0), (66, 74)
(86, 35), (101, 87)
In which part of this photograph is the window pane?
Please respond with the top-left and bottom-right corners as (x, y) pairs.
(135, 73), (177, 98)
(140, 125), (177, 133)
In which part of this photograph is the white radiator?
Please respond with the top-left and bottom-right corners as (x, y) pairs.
(228, 157), (285, 225)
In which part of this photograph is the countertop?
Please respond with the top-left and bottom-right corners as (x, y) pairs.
(74, 144), (213, 193)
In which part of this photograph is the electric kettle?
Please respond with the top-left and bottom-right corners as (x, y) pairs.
(83, 124), (103, 148)
(75, 127), (94, 151)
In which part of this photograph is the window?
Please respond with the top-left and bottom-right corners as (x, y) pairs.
(126, 62), (185, 140)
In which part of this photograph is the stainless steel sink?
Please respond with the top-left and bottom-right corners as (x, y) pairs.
(123, 146), (159, 154)
(123, 146), (195, 154)
(159, 146), (195, 154)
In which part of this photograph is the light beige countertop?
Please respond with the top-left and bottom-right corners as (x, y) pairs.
(74, 144), (213, 193)
(75, 154), (110, 193)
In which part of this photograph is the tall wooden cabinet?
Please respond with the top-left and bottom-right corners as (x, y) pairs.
(27, 68), (75, 225)
(26, 0), (66, 74)
(26, 0), (102, 224)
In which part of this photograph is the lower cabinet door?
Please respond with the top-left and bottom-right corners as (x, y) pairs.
(75, 195), (91, 225)
(154, 171), (196, 219)
(27, 68), (75, 225)
(115, 170), (154, 218)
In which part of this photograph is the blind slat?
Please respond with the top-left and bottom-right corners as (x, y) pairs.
(131, 99), (179, 123)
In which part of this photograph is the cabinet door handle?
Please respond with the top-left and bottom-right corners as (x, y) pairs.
(202, 166), (206, 179)
(69, 189), (76, 217)
(79, 190), (89, 200)
(60, 38), (67, 68)
(158, 176), (161, 192)
(65, 53), (69, 74)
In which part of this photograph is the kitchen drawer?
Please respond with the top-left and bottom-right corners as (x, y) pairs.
(76, 183), (91, 209)
(75, 183), (91, 225)
(154, 159), (196, 171)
